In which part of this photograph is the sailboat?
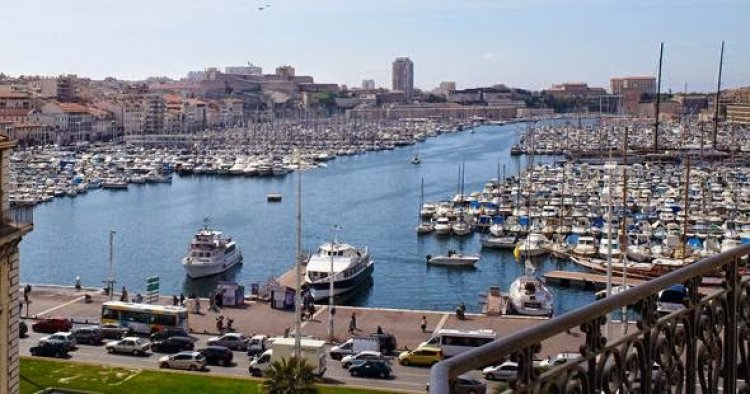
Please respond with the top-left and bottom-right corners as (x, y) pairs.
(417, 178), (434, 234)
(452, 163), (472, 236)
(507, 261), (554, 317)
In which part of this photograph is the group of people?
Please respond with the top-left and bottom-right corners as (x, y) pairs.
(215, 315), (235, 334)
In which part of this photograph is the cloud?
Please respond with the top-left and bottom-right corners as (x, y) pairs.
(482, 51), (503, 61)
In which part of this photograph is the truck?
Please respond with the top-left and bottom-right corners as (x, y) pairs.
(329, 337), (381, 360)
(249, 337), (327, 377)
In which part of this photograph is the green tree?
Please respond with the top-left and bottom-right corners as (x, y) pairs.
(262, 356), (315, 394)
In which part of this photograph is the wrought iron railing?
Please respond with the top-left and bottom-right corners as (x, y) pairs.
(430, 245), (750, 393)
(5, 205), (33, 232)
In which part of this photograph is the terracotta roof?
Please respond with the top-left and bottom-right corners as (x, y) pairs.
(0, 92), (30, 99)
(57, 102), (90, 114)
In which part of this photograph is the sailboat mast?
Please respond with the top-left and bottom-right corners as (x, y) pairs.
(713, 41), (725, 149)
(294, 151), (302, 357)
(654, 42), (664, 153)
(620, 126), (629, 334)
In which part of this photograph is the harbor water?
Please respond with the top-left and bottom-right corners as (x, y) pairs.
(21, 121), (596, 313)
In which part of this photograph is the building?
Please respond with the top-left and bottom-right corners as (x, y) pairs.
(392, 57), (414, 101)
(610, 76), (657, 96)
(0, 134), (33, 394)
(143, 95), (166, 134)
(361, 79), (375, 90)
(275, 66), (296, 80)
(56, 75), (78, 102)
(225, 63), (262, 76)
(438, 81), (456, 97)
(727, 103), (750, 126)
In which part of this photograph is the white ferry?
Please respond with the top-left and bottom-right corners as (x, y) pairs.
(181, 220), (243, 278)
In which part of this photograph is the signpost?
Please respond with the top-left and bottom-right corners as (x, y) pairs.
(146, 276), (160, 304)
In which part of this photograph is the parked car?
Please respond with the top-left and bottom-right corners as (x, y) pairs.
(348, 359), (392, 379)
(426, 374), (487, 394)
(206, 333), (249, 351)
(71, 326), (103, 345)
(39, 332), (77, 350)
(30, 342), (69, 358)
(398, 346), (443, 366)
(538, 352), (582, 369)
(99, 323), (132, 340)
(370, 332), (398, 354)
(329, 337), (380, 360)
(105, 337), (150, 355)
(19, 321), (28, 338)
(341, 351), (384, 369)
(245, 335), (268, 357)
(483, 361), (518, 381)
(151, 336), (195, 353)
(31, 318), (72, 334)
(150, 328), (191, 342)
(158, 351), (207, 371)
(198, 346), (234, 366)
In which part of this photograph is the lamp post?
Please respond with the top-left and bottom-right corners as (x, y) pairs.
(107, 230), (116, 300)
(294, 149), (302, 358)
(327, 225), (340, 342)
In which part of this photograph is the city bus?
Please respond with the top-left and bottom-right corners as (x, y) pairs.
(101, 301), (188, 335)
(419, 329), (496, 357)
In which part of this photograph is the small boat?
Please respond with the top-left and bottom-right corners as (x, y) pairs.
(181, 219), (243, 278)
(426, 250), (480, 267)
(411, 154), (421, 165)
(508, 271), (554, 317)
(434, 217), (452, 235)
(267, 193), (282, 202)
(481, 235), (517, 249)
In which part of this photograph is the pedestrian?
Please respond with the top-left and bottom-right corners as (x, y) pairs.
(420, 316), (427, 332)
(23, 290), (28, 304)
(179, 293), (185, 306)
(74, 276), (81, 291)
(135, 293), (143, 303)
(120, 286), (128, 302)
(172, 295), (178, 306)
(25, 284), (32, 295)
(348, 312), (357, 334)
(194, 297), (201, 314)
(216, 315), (224, 334)
(215, 291), (223, 308)
(377, 325), (383, 335)
(227, 318), (234, 332)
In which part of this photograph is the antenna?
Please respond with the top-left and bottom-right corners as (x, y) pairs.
(712, 41), (725, 149)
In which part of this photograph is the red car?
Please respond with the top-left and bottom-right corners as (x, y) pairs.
(32, 318), (72, 334)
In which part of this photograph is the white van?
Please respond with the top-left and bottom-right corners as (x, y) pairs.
(419, 329), (496, 357)
(249, 337), (327, 377)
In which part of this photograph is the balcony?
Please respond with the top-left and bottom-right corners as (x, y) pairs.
(3, 205), (33, 235)
(430, 245), (750, 393)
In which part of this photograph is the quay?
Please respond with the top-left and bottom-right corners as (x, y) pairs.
(20, 284), (631, 359)
(544, 270), (717, 294)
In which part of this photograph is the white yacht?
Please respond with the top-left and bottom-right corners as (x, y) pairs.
(426, 250), (480, 267)
(508, 274), (554, 316)
(516, 233), (549, 257)
(181, 221), (243, 278)
(572, 236), (598, 257)
(304, 242), (374, 301)
(598, 237), (621, 259)
(433, 217), (452, 235)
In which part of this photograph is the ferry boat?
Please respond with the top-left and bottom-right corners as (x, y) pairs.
(181, 220), (243, 278)
(304, 241), (374, 301)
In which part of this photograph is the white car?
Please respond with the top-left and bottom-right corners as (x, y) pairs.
(39, 332), (77, 350)
(341, 350), (384, 369)
(539, 352), (582, 369)
(105, 337), (150, 355)
(159, 351), (207, 371)
(483, 361), (518, 381)
(206, 333), (248, 351)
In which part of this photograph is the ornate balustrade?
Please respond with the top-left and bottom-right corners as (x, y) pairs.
(430, 245), (750, 393)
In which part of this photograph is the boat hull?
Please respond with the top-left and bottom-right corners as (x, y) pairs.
(183, 253), (243, 279)
(308, 261), (374, 301)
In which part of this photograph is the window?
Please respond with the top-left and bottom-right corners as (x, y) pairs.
(102, 307), (119, 320)
(152, 313), (177, 326)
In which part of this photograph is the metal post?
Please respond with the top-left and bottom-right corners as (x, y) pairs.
(294, 150), (302, 358)
(654, 42), (664, 153)
(713, 41), (725, 149)
(327, 225), (339, 342)
(108, 230), (116, 301)
(620, 127), (629, 334)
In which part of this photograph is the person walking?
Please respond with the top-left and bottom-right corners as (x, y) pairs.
(420, 316), (427, 333)
(120, 286), (128, 302)
(179, 293), (185, 307)
(348, 312), (357, 334)
(172, 295), (179, 306)
(216, 315), (225, 334)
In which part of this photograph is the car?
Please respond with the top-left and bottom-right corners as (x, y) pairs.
(483, 361), (518, 381)
(246, 335), (268, 357)
(341, 350), (384, 369)
(39, 332), (77, 350)
(348, 359), (392, 379)
(198, 346), (234, 366)
(71, 326), (103, 345)
(158, 351), (207, 371)
(425, 374), (488, 394)
(397, 346), (442, 366)
(206, 333), (248, 351)
(370, 332), (398, 354)
(150, 328), (191, 342)
(538, 352), (582, 369)
(30, 342), (69, 358)
(150, 336), (195, 353)
(19, 321), (28, 338)
(105, 337), (150, 355)
(31, 318), (72, 334)
(99, 323), (132, 340)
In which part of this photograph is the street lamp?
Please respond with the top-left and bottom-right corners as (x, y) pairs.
(327, 225), (340, 342)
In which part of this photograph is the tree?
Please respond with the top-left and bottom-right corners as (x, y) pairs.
(262, 356), (316, 394)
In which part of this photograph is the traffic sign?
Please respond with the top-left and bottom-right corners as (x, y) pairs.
(146, 276), (159, 304)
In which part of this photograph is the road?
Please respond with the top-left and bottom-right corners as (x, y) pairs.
(20, 328), (440, 393)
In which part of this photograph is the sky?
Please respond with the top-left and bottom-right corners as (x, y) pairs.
(2, 0), (748, 92)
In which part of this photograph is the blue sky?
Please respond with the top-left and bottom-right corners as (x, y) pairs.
(2, 0), (747, 91)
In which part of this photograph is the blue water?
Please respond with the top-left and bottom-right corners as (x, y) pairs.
(21, 121), (596, 313)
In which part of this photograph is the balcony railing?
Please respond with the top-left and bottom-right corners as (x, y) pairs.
(430, 245), (750, 393)
(5, 204), (33, 233)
